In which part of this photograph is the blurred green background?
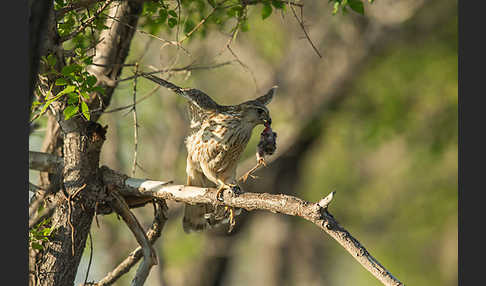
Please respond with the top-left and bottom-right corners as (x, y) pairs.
(30, 0), (457, 285)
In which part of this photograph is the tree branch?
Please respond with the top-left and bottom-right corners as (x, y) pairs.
(92, 199), (168, 286)
(27, 152), (403, 286)
(105, 187), (158, 286)
(29, 151), (63, 173)
(110, 174), (403, 286)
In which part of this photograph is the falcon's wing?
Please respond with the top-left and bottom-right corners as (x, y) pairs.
(141, 73), (221, 131)
(141, 73), (220, 110)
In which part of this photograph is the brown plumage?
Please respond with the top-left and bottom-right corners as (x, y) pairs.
(141, 73), (276, 232)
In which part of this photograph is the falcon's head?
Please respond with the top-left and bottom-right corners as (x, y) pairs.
(237, 86), (277, 127)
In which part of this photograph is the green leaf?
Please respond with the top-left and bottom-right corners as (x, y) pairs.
(271, 0), (285, 9)
(86, 75), (97, 87)
(64, 105), (79, 120)
(32, 100), (42, 108)
(41, 228), (52, 237)
(240, 19), (249, 32)
(82, 55), (94, 65)
(31, 242), (44, 251)
(168, 17), (178, 28)
(61, 64), (82, 76)
(81, 101), (90, 120)
(47, 54), (57, 67)
(184, 19), (196, 34)
(168, 10), (178, 18)
(262, 3), (273, 20)
(93, 86), (105, 95)
(80, 91), (90, 100)
(57, 85), (76, 97)
(67, 93), (78, 105)
(55, 78), (68, 86)
(158, 9), (168, 23)
(348, 0), (364, 15)
(332, 2), (340, 15)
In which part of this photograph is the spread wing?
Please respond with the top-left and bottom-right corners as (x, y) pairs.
(141, 73), (220, 109)
(141, 73), (221, 132)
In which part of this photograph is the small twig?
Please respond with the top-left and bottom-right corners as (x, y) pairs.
(29, 205), (57, 230)
(242, 0), (303, 8)
(289, 3), (322, 58)
(131, 63), (139, 177)
(29, 185), (46, 217)
(176, 0), (181, 43)
(29, 188), (49, 229)
(213, 15), (259, 92)
(318, 191), (336, 209)
(227, 45), (259, 93)
(101, 14), (192, 56)
(84, 231), (94, 285)
(177, 1), (227, 45)
(29, 182), (42, 193)
(55, 0), (106, 18)
(117, 61), (235, 83)
(59, 0), (114, 42)
(29, 185), (60, 229)
(105, 86), (160, 114)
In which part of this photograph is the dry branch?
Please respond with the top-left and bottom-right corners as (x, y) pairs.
(112, 177), (403, 286)
(93, 200), (168, 286)
(105, 187), (158, 286)
(29, 152), (403, 286)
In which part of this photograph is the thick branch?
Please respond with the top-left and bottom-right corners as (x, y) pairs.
(29, 153), (403, 286)
(104, 171), (403, 286)
(29, 151), (63, 173)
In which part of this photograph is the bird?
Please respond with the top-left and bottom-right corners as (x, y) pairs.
(141, 73), (276, 232)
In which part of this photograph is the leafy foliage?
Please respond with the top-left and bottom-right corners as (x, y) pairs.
(29, 217), (53, 251)
(330, 0), (367, 15)
(37, 53), (102, 121)
(32, 0), (365, 123)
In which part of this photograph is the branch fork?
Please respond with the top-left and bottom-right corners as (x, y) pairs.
(29, 151), (404, 286)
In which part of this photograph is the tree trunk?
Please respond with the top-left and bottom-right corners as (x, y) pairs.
(37, 122), (107, 286)
(31, 1), (143, 285)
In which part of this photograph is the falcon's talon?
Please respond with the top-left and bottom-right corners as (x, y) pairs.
(227, 207), (236, 233)
(216, 185), (225, 202)
(231, 184), (241, 196)
(258, 158), (267, 167)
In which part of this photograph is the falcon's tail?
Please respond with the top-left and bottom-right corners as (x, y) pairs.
(183, 204), (211, 233)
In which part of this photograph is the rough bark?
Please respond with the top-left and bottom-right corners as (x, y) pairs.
(36, 122), (107, 286)
(87, 0), (144, 122)
(31, 1), (144, 285)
